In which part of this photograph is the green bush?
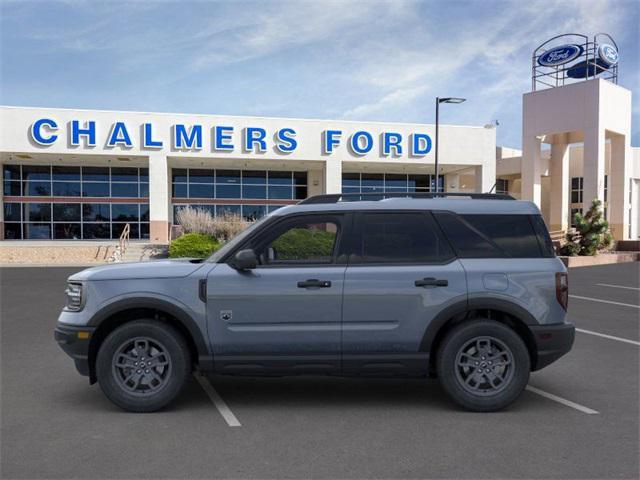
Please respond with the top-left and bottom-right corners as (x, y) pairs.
(272, 228), (336, 260)
(559, 199), (614, 256)
(169, 233), (220, 259)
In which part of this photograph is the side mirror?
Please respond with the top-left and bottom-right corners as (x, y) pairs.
(231, 249), (258, 271)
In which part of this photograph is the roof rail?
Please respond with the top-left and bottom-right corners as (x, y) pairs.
(298, 192), (515, 205)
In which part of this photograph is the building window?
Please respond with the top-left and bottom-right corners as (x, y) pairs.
(570, 177), (583, 203)
(170, 168), (307, 223)
(570, 208), (582, 228)
(496, 178), (509, 195)
(341, 173), (443, 194)
(2, 164), (149, 240)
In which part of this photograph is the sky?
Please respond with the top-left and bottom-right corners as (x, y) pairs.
(1, 0), (638, 148)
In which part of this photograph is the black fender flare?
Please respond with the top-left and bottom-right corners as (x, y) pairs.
(87, 296), (211, 364)
(419, 296), (539, 353)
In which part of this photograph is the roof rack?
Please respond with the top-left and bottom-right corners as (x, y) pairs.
(299, 192), (515, 205)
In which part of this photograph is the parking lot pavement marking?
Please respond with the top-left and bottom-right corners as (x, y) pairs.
(569, 294), (640, 309)
(525, 386), (599, 415)
(595, 283), (640, 291)
(576, 328), (640, 346)
(194, 373), (242, 427)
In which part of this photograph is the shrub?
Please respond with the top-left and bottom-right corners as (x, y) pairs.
(272, 228), (335, 260)
(176, 207), (250, 243)
(559, 199), (614, 256)
(169, 233), (220, 259)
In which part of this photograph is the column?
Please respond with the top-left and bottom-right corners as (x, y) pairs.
(609, 134), (631, 240)
(323, 159), (342, 194)
(306, 169), (324, 197)
(549, 135), (570, 232)
(521, 135), (543, 206)
(148, 153), (170, 244)
(474, 162), (495, 193)
(582, 126), (606, 209)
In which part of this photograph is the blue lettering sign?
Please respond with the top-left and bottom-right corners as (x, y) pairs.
(350, 131), (373, 155)
(323, 130), (342, 154)
(244, 127), (267, 152)
(143, 123), (163, 148)
(538, 44), (583, 67)
(107, 122), (133, 147)
(214, 126), (234, 151)
(382, 132), (403, 156)
(411, 133), (432, 156)
(30, 118), (58, 145)
(275, 128), (297, 153)
(173, 124), (203, 150)
(70, 120), (96, 147)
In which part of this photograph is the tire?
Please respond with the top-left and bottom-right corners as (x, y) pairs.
(96, 320), (191, 412)
(436, 319), (530, 412)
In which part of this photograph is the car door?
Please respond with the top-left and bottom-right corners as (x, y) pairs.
(206, 213), (347, 374)
(341, 211), (467, 375)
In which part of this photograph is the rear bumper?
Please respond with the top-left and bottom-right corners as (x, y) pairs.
(54, 324), (95, 377)
(530, 322), (575, 371)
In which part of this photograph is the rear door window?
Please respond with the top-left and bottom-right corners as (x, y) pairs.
(351, 212), (454, 264)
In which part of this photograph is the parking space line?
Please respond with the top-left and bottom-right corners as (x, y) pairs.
(576, 327), (640, 346)
(525, 385), (599, 415)
(595, 283), (640, 291)
(195, 373), (242, 427)
(569, 294), (639, 309)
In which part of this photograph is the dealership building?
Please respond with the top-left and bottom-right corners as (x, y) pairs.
(0, 34), (638, 246)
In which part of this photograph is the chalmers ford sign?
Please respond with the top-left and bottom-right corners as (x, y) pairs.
(29, 118), (434, 157)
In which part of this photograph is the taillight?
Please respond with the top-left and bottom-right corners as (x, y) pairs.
(555, 272), (569, 311)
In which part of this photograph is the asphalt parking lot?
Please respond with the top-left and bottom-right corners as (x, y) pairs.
(1, 263), (638, 479)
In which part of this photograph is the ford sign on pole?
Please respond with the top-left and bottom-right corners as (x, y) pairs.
(598, 44), (619, 67)
(537, 44), (583, 67)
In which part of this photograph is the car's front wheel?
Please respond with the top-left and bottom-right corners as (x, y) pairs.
(437, 319), (530, 412)
(96, 320), (191, 412)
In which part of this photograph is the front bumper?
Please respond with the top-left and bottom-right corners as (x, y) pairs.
(54, 324), (95, 377)
(530, 322), (575, 371)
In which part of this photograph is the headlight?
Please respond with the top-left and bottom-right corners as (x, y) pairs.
(65, 282), (84, 311)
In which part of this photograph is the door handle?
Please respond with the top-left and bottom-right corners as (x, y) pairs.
(297, 279), (332, 288)
(415, 277), (448, 287)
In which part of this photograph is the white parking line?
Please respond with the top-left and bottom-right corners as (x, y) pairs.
(195, 373), (242, 427)
(526, 385), (599, 415)
(576, 327), (640, 346)
(595, 283), (640, 291)
(569, 294), (640, 309)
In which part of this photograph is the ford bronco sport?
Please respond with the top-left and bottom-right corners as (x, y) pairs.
(55, 192), (574, 412)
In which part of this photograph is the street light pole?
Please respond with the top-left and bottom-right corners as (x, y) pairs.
(434, 97), (466, 193)
(435, 97), (440, 193)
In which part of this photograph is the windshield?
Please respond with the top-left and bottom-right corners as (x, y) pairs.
(207, 214), (272, 263)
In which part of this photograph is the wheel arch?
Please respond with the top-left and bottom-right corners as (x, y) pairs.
(422, 298), (539, 374)
(87, 297), (211, 383)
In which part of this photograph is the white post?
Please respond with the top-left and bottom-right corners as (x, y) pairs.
(609, 134), (631, 240)
(582, 126), (606, 209)
(323, 159), (342, 194)
(148, 153), (170, 244)
(522, 135), (543, 206)
(549, 135), (570, 232)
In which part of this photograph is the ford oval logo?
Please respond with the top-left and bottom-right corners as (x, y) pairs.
(538, 44), (583, 67)
(598, 44), (618, 66)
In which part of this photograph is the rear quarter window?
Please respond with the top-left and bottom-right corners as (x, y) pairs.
(434, 212), (548, 258)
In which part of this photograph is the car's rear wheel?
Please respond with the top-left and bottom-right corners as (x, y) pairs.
(96, 320), (191, 412)
(437, 320), (530, 412)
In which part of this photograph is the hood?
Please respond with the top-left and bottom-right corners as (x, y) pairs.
(69, 258), (206, 281)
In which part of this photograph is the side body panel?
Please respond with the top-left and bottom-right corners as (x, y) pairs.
(461, 257), (568, 325)
(341, 261), (468, 374)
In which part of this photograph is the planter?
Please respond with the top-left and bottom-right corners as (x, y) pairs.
(559, 252), (639, 268)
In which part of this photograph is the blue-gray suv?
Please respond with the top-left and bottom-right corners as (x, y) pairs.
(55, 193), (574, 412)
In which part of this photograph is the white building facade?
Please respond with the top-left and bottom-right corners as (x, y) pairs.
(0, 106), (496, 243)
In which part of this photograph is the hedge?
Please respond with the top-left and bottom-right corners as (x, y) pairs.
(169, 233), (220, 259)
(272, 228), (335, 260)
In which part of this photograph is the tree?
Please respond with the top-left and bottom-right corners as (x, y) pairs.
(560, 199), (614, 256)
